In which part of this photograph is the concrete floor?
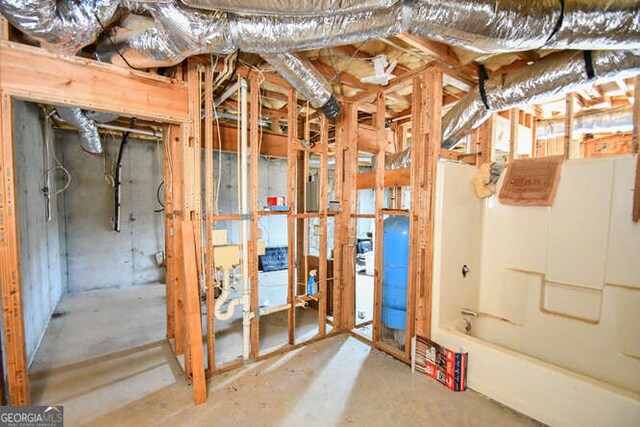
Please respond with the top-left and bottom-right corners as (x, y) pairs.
(30, 285), (542, 427)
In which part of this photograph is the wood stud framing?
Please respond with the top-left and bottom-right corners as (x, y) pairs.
(0, 94), (30, 405)
(204, 60), (216, 374)
(249, 76), (260, 357)
(633, 78), (640, 222)
(10, 33), (633, 407)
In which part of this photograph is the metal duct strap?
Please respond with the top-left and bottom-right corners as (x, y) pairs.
(442, 49), (640, 148)
(56, 107), (103, 155)
(261, 52), (341, 119)
(0, 0), (120, 53)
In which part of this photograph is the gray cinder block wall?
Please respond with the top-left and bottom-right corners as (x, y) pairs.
(13, 100), (67, 365)
(57, 131), (165, 294)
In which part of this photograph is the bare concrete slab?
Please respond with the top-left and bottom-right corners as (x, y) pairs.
(30, 286), (542, 426)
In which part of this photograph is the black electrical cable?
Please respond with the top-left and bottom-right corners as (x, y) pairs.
(113, 117), (136, 232)
(544, 0), (565, 47)
(583, 50), (595, 80)
(94, 12), (145, 71)
(155, 180), (165, 213)
(478, 64), (491, 111)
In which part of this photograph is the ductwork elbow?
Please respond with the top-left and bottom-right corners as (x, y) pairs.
(0, 0), (120, 54)
(56, 107), (103, 155)
(261, 52), (342, 119)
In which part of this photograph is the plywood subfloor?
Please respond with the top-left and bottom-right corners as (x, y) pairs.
(30, 286), (541, 426)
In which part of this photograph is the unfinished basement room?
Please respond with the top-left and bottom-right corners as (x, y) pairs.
(0, 1), (639, 426)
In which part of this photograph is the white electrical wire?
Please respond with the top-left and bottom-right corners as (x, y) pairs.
(102, 131), (116, 188)
(210, 54), (225, 215)
(40, 110), (72, 198)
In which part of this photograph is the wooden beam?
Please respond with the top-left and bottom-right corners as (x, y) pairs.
(565, 93), (576, 160)
(170, 127), (186, 357)
(312, 60), (410, 105)
(395, 33), (477, 78)
(249, 75), (260, 357)
(164, 126), (176, 343)
(0, 94), (30, 405)
(318, 115), (329, 337)
(357, 124), (396, 153)
(633, 77), (640, 222)
(214, 125), (288, 157)
(0, 17), (9, 41)
(509, 108), (519, 162)
(182, 221), (207, 404)
(373, 93), (385, 342)
(287, 88), (297, 344)
(0, 41), (188, 123)
(407, 75), (422, 355)
(203, 60), (216, 375)
(416, 68), (442, 339)
(356, 168), (411, 189)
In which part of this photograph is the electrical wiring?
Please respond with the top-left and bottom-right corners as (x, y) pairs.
(102, 131), (116, 188)
(210, 55), (225, 215)
(39, 108), (72, 200)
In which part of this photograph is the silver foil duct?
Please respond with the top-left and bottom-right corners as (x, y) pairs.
(536, 106), (634, 139)
(384, 146), (412, 170)
(96, 3), (233, 67)
(547, 0), (640, 50)
(442, 50), (640, 148)
(409, 0), (561, 53)
(55, 107), (103, 155)
(261, 52), (342, 118)
(408, 0), (640, 53)
(96, 0), (404, 65)
(231, 3), (404, 53)
(0, 0), (120, 53)
(179, 0), (398, 15)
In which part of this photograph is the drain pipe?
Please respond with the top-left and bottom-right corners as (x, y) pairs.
(239, 77), (251, 360)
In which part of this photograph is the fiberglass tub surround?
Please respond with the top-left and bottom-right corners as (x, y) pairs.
(432, 158), (640, 424)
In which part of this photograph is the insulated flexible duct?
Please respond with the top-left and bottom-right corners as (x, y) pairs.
(0, 0), (120, 54)
(55, 107), (103, 155)
(442, 50), (640, 148)
(261, 53), (342, 119)
(179, 0), (398, 15)
(536, 106), (634, 139)
(96, 1), (403, 64)
(408, 0), (640, 54)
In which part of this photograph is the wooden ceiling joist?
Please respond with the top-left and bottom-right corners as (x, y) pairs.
(395, 33), (478, 79)
(0, 41), (189, 123)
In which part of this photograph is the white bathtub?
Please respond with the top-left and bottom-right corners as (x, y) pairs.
(432, 161), (640, 426)
(431, 324), (640, 426)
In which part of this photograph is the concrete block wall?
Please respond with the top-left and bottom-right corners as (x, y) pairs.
(12, 100), (67, 365)
(57, 131), (165, 294)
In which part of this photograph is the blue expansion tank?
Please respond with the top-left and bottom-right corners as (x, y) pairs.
(381, 215), (409, 331)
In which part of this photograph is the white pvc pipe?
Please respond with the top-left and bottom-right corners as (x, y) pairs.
(214, 268), (241, 321)
(240, 78), (251, 360)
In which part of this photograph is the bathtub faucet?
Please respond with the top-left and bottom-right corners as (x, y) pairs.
(461, 308), (477, 317)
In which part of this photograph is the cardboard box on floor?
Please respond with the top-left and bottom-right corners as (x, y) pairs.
(411, 335), (468, 392)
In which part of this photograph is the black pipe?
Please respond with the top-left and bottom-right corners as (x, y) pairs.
(113, 117), (136, 232)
